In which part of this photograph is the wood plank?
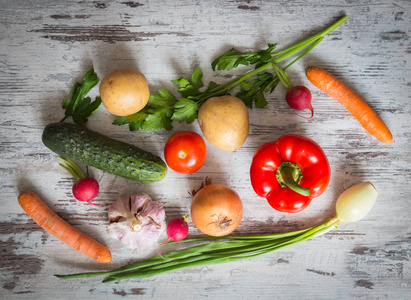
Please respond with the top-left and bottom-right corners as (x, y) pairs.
(0, 0), (410, 298)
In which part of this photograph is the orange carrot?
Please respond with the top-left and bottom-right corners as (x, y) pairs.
(306, 66), (393, 144)
(18, 190), (112, 263)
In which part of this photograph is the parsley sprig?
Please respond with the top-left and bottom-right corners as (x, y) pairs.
(211, 43), (277, 71)
(60, 67), (101, 126)
(114, 16), (347, 132)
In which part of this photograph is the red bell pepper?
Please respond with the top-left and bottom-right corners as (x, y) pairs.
(250, 134), (331, 213)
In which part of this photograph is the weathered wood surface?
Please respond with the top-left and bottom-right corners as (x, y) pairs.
(1, 0), (410, 299)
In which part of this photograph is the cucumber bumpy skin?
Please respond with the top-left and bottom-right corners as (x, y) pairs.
(42, 122), (167, 182)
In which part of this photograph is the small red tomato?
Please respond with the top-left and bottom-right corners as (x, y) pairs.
(164, 131), (207, 174)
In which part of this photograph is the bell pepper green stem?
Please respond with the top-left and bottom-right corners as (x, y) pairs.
(276, 162), (311, 196)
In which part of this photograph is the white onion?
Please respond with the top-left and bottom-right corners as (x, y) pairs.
(336, 182), (378, 223)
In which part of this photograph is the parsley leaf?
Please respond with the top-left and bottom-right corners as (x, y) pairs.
(71, 96), (102, 126)
(211, 48), (250, 71)
(172, 97), (199, 123)
(149, 89), (177, 108)
(172, 68), (204, 97)
(236, 72), (277, 108)
(211, 44), (277, 71)
(142, 108), (174, 131)
(207, 81), (219, 90)
(61, 67), (100, 126)
(112, 109), (149, 131)
(254, 43), (277, 68)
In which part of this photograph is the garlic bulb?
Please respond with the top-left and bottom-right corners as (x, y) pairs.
(107, 193), (166, 249)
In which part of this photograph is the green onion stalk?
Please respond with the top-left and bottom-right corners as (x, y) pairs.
(55, 181), (378, 282)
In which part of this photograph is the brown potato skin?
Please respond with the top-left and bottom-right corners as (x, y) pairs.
(198, 96), (249, 151)
(99, 69), (150, 116)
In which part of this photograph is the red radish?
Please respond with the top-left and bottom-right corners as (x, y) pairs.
(273, 64), (314, 119)
(157, 215), (189, 258)
(286, 85), (314, 119)
(57, 157), (103, 207)
(72, 177), (100, 206)
(165, 215), (189, 243)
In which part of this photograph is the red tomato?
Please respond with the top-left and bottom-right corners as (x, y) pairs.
(164, 131), (207, 174)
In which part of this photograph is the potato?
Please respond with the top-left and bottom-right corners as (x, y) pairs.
(198, 95), (249, 151)
(99, 69), (150, 116)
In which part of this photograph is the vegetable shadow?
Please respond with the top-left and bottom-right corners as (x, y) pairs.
(16, 176), (53, 208)
(96, 42), (140, 78)
(52, 257), (114, 274)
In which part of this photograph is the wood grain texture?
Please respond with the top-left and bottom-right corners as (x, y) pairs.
(1, 0), (410, 299)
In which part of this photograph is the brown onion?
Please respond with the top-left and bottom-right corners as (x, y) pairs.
(191, 184), (243, 237)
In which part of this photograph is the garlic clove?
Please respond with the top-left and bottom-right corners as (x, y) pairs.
(140, 201), (166, 228)
(107, 195), (133, 222)
(130, 193), (152, 213)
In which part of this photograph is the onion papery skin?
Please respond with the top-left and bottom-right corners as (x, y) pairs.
(190, 184), (243, 237)
(336, 181), (378, 223)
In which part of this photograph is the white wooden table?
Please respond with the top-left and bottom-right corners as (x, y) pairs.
(1, 1), (410, 299)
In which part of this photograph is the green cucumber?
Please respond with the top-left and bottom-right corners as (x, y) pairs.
(42, 122), (167, 182)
